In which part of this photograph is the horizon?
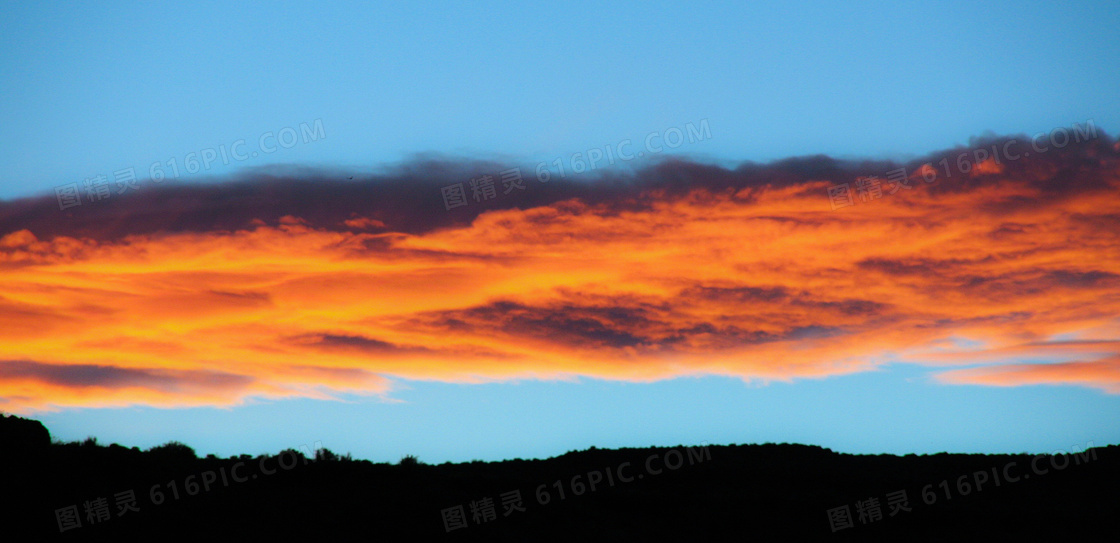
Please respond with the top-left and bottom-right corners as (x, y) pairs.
(6, 411), (1112, 464)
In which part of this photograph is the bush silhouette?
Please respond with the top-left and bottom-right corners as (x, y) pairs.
(147, 440), (197, 462)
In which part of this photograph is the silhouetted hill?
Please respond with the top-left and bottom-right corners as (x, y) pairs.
(0, 413), (50, 449)
(1, 414), (1116, 541)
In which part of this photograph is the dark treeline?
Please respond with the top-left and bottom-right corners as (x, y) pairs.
(1, 414), (1116, 541)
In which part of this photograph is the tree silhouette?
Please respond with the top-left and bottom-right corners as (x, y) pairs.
(0, 413), (1115, 540)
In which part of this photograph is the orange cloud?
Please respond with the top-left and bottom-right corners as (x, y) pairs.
(936, 356), (1120, 393)
(1, 137), (1119, 412)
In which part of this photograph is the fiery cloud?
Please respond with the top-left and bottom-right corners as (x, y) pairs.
(1, 132), (1118, 411)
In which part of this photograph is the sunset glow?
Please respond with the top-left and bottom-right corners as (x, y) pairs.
(4, 136), (1117, 414)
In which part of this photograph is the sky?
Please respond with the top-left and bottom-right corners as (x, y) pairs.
(1, 1), (1119, 463)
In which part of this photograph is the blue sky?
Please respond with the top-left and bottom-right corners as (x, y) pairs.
(36, 365), (1116, 463)
(2, 1), (1117, 199)
(3, 1), (1120, 462)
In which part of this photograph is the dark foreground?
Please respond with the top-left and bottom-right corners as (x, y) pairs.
(1, 414), (1116, 541)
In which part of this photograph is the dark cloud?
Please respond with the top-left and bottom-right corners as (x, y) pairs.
(1045, 270), (1120, 288)
(410, 300), (657, 349)
(407, 291), (861, 353)
(679, 284), (888, 317)
(3, 130), (1114, 244)
(0, 360), (253, 391)
(288, 333), (433, 354)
